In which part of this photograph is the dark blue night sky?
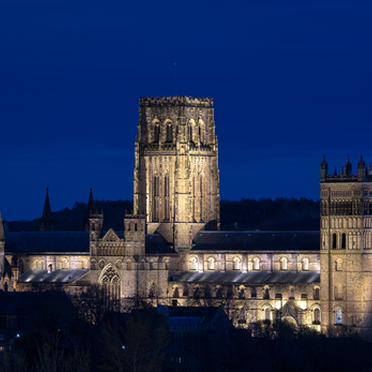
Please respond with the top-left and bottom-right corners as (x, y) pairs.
(1, 0), (372, 221)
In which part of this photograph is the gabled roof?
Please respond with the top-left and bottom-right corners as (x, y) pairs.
(18, 269), (89, 283)
(175, 270), (320, 284)
(4, 232), (89, 254)
(192, 231), (320, 251)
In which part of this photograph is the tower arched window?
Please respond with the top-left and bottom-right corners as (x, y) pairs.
(341, 233), (346, 249)
(189, 125), (193, 142)
(332, 233), (337, 249)
(253, 258), (260, 270)
(153, 175), (159, 221)
(166, 123), (173, 142)
(164, 174), (169, 221)
(154, 124), (160, 142)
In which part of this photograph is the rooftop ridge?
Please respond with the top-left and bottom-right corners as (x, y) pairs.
(140, 96), (213, 108)
(197, 230), (320, 234)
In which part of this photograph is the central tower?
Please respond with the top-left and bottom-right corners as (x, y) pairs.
(133, 96), (220, 251)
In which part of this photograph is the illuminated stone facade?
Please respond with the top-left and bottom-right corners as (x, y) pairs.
(3, 96), (370, 334)
(133, 96), (220, 251)
(320, 155), (372, 336)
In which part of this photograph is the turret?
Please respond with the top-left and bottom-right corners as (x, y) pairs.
(124, 214), (146, 256)
(344, 155), (352, 175)
(84, 188), (95, 231)
(320, 154), (328, 182)
(358, 154), (366, 181)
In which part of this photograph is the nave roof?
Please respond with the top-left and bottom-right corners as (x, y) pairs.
(175, 270), (320, 284)
(192, 231), (320, 251)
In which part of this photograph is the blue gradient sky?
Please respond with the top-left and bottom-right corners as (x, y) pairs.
(1, 0), (372, 221)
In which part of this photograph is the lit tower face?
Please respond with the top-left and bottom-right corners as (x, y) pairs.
(133, 96), (220, 251)
(320, 155), (372, 335)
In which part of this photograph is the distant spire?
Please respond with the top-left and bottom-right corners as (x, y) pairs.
(39, 188), (54, 231)
(84, 188), (95, 231)
(334, 167), (337, 176)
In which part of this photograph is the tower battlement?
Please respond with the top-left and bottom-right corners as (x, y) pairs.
(320, 154), (372, 182)
(140, 96), (213, 108)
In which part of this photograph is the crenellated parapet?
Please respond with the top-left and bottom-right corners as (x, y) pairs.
(140, 96), (213, 108)
(320, 154), (371, 182)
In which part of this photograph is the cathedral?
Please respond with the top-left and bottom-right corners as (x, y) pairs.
(1, 96), (371, 336)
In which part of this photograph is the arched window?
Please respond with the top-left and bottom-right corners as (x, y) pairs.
(264, 288), (270, 299)
(62, 258), (68, 270)
(164, 174), (169, 220)
(233, 258), (240, 270)
(333, 233), (337, 249)
(264, 307), (271, 321)
(281, 258), (288, 271)
(208, 258), (215, 270)
(82, 259), (88, 270)
(173, 287), (179, 298)
(341, 233), (346, 249)
(166, 123), (173, 142)
(290, 288), (295, 299)
(253, 258), (260, 270)
(190, 257), (197, 271)
(314, 308), (321, 324)
(314, 287), (320, 300)
(153, 175), (159, 221)
(154, 124), (160, 142)
(336, 309), (342, 324)
(303, 258), (309, 271)
(189, 124), (193, 142)
(100, 266), (121, 311)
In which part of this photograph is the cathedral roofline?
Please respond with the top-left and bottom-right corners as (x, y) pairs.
(140, 96), (213, 108)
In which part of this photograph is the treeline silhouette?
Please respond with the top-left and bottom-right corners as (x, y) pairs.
(7, 197), (319, 232)
(1, 294), (371, 372)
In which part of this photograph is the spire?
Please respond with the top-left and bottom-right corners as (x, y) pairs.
(84, 188), (95, 231)
(39, 188), (54, 231)
(334, 167), (337, 176)
(357, 154), (366, 180)
(320, 154), (328, 181)
(344, 155), (352, 175)
(358, 154), (365, 168)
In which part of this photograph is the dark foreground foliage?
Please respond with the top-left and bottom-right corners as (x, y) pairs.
(7, 197), (319, 232)
(1, 303), (372, 372)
